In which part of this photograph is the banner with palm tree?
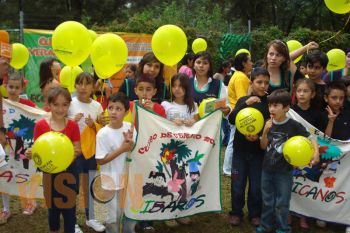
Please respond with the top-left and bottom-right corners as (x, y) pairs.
(124, 106), (222, 220)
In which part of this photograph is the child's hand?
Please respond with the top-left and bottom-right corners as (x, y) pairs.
(184, 119), (196, 127)
(245, 96), (261, 106)
(25, 148), (32, 159)
(310, 150), (320, 166)
(326, 105), (338, 122)
(142, 99), (154, 110)
(173, 119), (184, 126)
(307, 41), (319, 50)
(220, 105), (230, 116)
(98, 112), (108, 126)
(74, 113), (84, 122)
(122, 131), (134, 152)
(263, 119), (273, 134)
(85, 114), (95, 128)
(245, 134), (259, 142)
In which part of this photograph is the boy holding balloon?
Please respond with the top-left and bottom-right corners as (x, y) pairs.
(228, 68), (270, 227)
(256, 89), (319, 233)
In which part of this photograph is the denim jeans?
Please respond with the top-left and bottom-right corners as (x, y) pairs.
(230, 151), (263, 219)
(221, 118), (231, 146)
(223, 124), (236, 175)
(260, 170), (293, 233)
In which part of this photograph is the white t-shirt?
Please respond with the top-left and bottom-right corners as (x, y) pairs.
(161, 101), (198, 121)
(95, 122), (131, 190)
(68, 97), (103, 134)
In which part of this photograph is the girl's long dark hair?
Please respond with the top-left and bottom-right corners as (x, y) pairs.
(39, 57), (57, 89)
(171, 73), (195, 113)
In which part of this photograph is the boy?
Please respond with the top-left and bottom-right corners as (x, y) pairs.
(133, 75), (166, 232)
(256, 89), (319, 233)
(95, 92), (136, 233)
(304, 50), (328, 111)
(6, 71), (35, 107)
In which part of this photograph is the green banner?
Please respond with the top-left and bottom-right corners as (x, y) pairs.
(24, 30), (54, 107)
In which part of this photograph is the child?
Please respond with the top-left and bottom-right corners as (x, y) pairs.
(2, 71), (37, 217)
(178, 52), (194, 78)
(95, 92), (136, 233)
(161, 73), (198, 227)
(133, 75), (166, 232)
(318, 81), (350, 232)
(119, 52), (169, 103)
(298, 60), (307, 77)
(0, 127), (10, 225)
(228, 67), (270, 227)
(256, 89), (319, 233)
(161, 73), (199, 127)
(67, 72), (105, 232)
(304, 50), (328, 111)
(292, 78), (322, 130)
(29, 87), (81, 233)
(125, 64), (137, 80)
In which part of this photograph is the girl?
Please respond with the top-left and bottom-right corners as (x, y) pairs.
(290, 78), (322, 230)
(118, 52), (169, 103)
(125, 64), (137, 80)
(161, 73), (199, 127)
(68, 72), (105, 232)
(0, 72), (37, 221)
(190, 51), (230, 114)
(228, 67), (270, 227)
(178, 52), (194, 78)
(292, 78), (322, 129)
(28, 87), (81, 233)
(39, 58), (61, 112)
(263, 40), (318, 94)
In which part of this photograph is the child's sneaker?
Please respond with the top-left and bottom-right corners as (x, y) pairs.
(142, 226), (155, 232)
(346, 226), (350, 233)
(0, 210), (11, 225)
(22, 202), (37, 215)
(86, 219), (105, 232)
(299, 217), (309, 230)
(164, 220), (179, 227)
(75, 224), (83, 233)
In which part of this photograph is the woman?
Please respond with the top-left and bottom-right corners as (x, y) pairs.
(263, 40), (318, 94)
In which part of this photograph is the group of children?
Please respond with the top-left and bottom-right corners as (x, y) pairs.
(0, 41), (350, 233)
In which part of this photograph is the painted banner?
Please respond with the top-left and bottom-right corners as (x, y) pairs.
(23, 29), (176, 106)
(124, 106), (222, 220)
(0, 99), (47, 198)
(288, 109), (350, 225)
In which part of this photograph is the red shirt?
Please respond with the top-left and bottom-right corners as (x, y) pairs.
(34, 118), (80, 142)
(129, 101), (166, 118)
(19, 98), (36, 108)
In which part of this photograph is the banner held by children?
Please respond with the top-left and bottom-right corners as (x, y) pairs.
(0, 99), (47, 199)
(124, 106), (222, 220)
(288, 109), (350, 225)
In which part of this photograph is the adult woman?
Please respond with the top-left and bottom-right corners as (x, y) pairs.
(39, 58), (61, 111)
(118, 52), (169, 103)
(263, 40), (318, 94)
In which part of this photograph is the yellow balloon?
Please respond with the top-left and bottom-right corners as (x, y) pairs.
(235, 107), (264, 135)
(198, 98), (217, 118)
(32, 132), (74, 173)
(124, 110), (132, 123)
(324, 0), (350, 14)
(60, 66), (83, 93)
(52, 21), (92, 66)
(287, 40), (303, 63)
(151, 25), (187, 66)
(89, 30), (98, 42)
(0, 85), (8, 97)
(10, 43), (29, 69)
(283, 136), (314, 167)
(91, 33), (128, 79)
(192, 38), (207, 54)
(235, 48), (251, 57)
(327, 48), (346, 71)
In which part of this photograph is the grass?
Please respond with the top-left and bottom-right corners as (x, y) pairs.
(0, 151), (346, 233)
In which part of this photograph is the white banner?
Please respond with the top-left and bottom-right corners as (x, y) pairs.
(288, 109), (350, 225)
(0, 99), (47, 198)
(124, 106), (222, 220)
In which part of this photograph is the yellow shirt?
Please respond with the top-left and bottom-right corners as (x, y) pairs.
(227, 71), (250, 109)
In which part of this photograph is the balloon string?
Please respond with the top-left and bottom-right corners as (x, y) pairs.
(100, 79), (105, 104)
(319, 14), (350, 44)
